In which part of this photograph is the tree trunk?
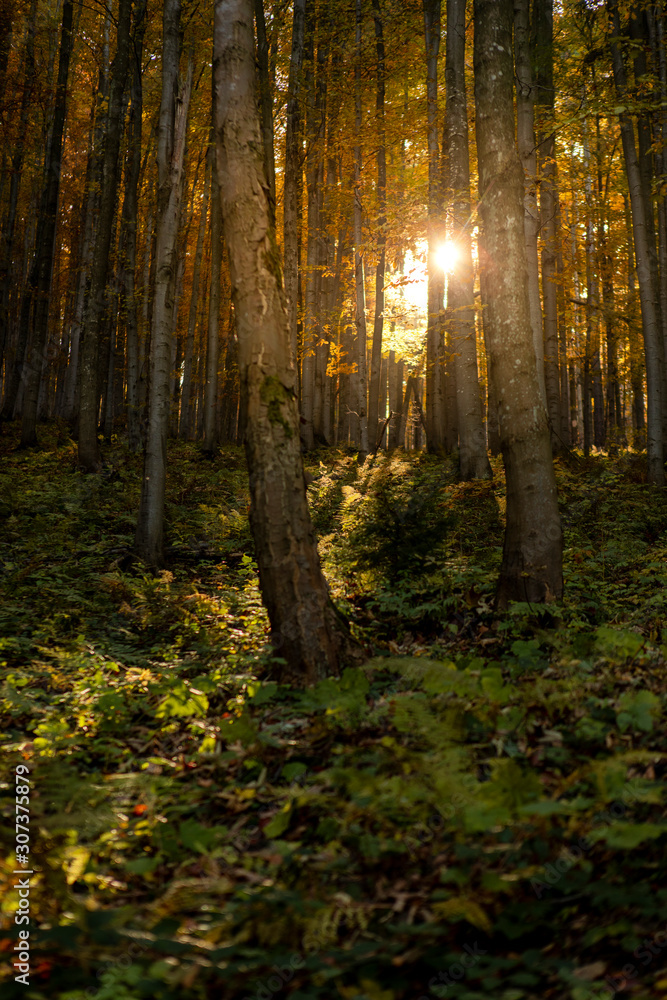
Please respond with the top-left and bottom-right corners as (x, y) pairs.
(513, 0), (547, 409)
(19, 0), (75, 448)
(254, 0), (276, 226)
(135, 1), (192, 563)
(77, 0), (133, 471)
(474, 0), (563, 606)
(368, 0), (386, 446)
(215, 0), (360, 685)
(423, 0), (445, 452)
(283, 0), (306, 372)
(445, 0), (492, 480)
(179, 152), (211, 440)
(202, 160), (222, 453)
(609, 0), (664, 484)
(353, 0), (369, 455)
(121, 0), (147, 451)
(533, 0), (562, 450)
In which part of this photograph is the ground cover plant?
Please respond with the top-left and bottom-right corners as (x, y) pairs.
(1, 428), (667, 1000)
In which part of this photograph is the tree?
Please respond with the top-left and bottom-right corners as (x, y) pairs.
(18, 0), (74, 448)
(77, 0), (133, 471)
(214, 0), (361, 684)
(135, 0), (192, 563)
(474, 0), (563, 605)
(608, 0), (665, 485)
(444, 0), (491, 480)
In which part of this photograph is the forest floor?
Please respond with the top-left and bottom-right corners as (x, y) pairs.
(1, 425), (667, 1000)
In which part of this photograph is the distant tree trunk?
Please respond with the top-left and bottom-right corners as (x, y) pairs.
(19, 0), (75, 448)
(78, 0), (133, 471)
(513, 0), (547, 408)
(423, 0), (445, 452)
(215, 0), (360, 685)
(254, 0), (276, 226)
(179, 152), (211, 440)
(533, 0), (562, 450)
(353, 0), (369, 454)
(474, 0), (563, 605)
(135, 0), (192, 563)
(121, 0), (147, 452)
(445, 0), (492, 480)
(283, 0), (306, 371)
(202, 162), (222, 453)
(609, 0), (664, 484)
(368, 0), (386, 445)
(0, 0), (36, 418)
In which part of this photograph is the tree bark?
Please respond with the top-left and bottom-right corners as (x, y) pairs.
(215, 0), (360, 685)
(19, 0), (75, 448)
(608, 0), (664, 484)
(135, 0), (192, 563)
(423, 0), (445, 452)
(445, 0), (492, 480)
(77, 0), (133, 470)
(474, 0), (563, 606)
(121, 0), (147, 451)
(353, 0), (369, 454)
(202, 159), (222, 453)
(368, 0), (386, 446)
(283, 0), (306, 372)
(513, 0), (547, 408)
(533, 0), (562, 451)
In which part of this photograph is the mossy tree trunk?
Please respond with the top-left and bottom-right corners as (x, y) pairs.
(215, 0), (361, 685)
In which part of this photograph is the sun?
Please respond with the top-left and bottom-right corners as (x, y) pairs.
(436, 241), (459, 273)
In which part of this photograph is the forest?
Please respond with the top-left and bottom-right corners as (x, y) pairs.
(1, 0), (667, 997)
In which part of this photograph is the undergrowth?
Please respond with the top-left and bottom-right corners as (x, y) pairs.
(1, 427), (667, 1000)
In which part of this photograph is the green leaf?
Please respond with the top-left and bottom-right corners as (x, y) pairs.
(589, 821), (666, 849)
(616, 690), (660, 733)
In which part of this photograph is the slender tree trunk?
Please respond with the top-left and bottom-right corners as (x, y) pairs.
(609, 0), (664, 484)
(353, 0), (369, 454)
(19, 0), (75, 448)
(474, 0), (563, 606)
(135, 0), (192, 563)
(202, 161), (222, 453)
(215, 0), (360, 684)
(78, 0), (133, 470)
(254, 0), (276, 225)
(283, 0), (306, 372)
(513, 0), (547, 409)
(533, 0), (562, 450)
(445, 0), (492, 480)
(423, 0), (445, 452)
(179, 152), (211, 440)
(368, 0), (386, 445)
(121, 0), (147, 451)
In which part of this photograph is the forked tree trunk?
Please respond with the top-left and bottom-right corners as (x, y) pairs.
(215, 0), (360, 685)
(474, 0), (563, 606)
(445, 0), (492, 480)
(135, 0), (192, 564)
